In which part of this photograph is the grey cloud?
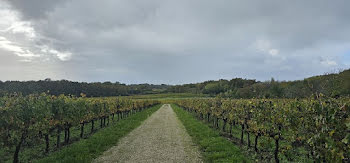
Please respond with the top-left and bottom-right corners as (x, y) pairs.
(1, 0), (350, 84)
(6, 0), (67, 20)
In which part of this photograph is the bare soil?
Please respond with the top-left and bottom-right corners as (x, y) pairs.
(93, 104), (202, 163)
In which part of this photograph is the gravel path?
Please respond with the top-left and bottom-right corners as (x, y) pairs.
(93, 104), (202, 163)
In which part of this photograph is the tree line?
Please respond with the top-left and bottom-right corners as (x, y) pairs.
(168, 69), (350, 98)
(0, 79), (170, 97)
(0, 69), (349, 98)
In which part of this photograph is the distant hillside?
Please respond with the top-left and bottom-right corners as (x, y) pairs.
(1, 69), (349, 98)
(167, 69), (350, 98)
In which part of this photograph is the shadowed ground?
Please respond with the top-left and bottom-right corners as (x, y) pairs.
(94, 104), (202, 163)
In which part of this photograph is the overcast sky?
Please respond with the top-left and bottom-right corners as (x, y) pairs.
(0, 0), (349, 84)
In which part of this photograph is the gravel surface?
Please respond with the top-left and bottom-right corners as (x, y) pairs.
(93, 104), (202, 163)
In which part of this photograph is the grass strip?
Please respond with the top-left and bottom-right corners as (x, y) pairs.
(172, 104), (251, 163)
(34, 104), (161, 163)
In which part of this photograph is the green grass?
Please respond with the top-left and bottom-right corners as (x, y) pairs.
(172, 104), (251, 163)
(34, 104), (161, 163)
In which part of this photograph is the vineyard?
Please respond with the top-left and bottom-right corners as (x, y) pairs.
(0, 93), (349, 163)
(171, 95), (350, 162)
(0, 93), (159, 163)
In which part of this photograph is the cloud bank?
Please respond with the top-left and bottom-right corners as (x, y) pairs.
(0, 0), (349, 84)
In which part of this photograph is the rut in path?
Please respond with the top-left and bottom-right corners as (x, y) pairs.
(94, 104), (202, 163)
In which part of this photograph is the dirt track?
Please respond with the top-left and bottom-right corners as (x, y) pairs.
(93, 104), (202, 163)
